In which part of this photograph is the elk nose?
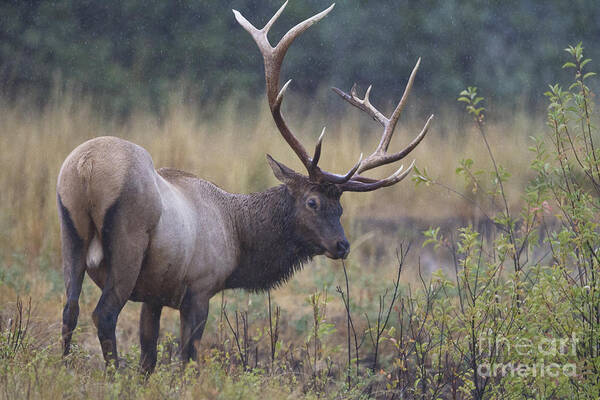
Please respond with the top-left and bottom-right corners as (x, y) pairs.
(336, 239), (350, 258)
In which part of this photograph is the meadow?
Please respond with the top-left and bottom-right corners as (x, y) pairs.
(1, 46), (599, 399)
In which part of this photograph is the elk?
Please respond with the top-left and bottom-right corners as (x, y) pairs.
(57, 2), (433, 373)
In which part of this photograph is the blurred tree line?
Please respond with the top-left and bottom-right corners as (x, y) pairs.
(1, 0), (598, 116)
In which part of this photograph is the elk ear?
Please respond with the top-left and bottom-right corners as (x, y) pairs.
(266, 154), (301, 185)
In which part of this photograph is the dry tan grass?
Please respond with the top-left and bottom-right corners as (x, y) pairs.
(0, 92), (535, 262)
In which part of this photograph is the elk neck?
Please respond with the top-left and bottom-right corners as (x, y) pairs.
(224, 184), (315, 291)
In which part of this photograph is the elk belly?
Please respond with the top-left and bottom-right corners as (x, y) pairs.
(86, 233), (103, 269)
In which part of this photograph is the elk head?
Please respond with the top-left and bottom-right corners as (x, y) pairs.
(234, 2), (434, 260)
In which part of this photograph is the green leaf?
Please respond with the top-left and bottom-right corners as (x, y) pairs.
(562, 62), (576, 69)
(583, 72), (596, 80)
(422, 227), (441, 248)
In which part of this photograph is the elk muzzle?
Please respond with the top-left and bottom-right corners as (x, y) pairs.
(323, 237), (350, 259)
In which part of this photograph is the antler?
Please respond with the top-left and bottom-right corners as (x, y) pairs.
(234, 2), (433, 191)
(233, 2), (362, 184)
(332, 59), (435, 192)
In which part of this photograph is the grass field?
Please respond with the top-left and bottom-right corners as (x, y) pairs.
(1, 83), (597, 399)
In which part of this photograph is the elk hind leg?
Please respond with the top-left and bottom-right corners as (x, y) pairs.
(92, 201), (149, 368)
(58, 195), (87, 357)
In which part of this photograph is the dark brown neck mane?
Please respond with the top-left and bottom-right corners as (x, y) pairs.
(224, 185), (316, 291)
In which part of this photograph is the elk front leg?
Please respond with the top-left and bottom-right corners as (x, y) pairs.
(140, 302), (162, 374)
(179, 292), (209, 362)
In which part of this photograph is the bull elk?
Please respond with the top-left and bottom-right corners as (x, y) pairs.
(57, 2), (433, 373)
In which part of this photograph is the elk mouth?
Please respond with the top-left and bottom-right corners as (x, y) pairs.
(314, 245), (341, 260)
(326, 251), (350, 260)
(323, 249), (338, 259)
(324, 250), (346, 260)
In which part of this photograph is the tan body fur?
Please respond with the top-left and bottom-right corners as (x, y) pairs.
(58, 137), (242, 368)
(58, 136), (240, 305)
(58, 136), (345, 370)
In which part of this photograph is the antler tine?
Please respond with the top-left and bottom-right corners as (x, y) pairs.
(263, 1), (288, 34)
(385, 113), (434, 162)
(308, 126), (366, 184)
(310, 127), (326, 170)
(233, 2), (335, 174)
(380, 57), (421, 152)
(319, 153), (364, 184)
(340, 160), (416, 192)
(332, 85), (388, 128)
(277, 4), (336, 66)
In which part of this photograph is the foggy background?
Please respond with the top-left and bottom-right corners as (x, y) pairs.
(2, 0), (599, 116)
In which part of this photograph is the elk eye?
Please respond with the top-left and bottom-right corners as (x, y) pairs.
(307, 198), (318, 210)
